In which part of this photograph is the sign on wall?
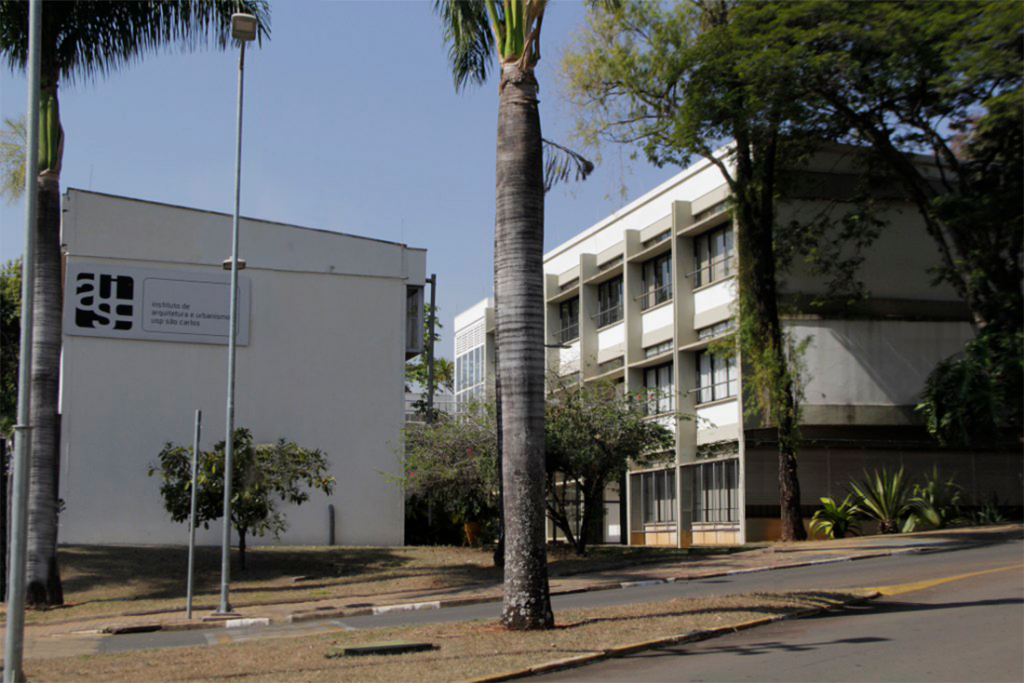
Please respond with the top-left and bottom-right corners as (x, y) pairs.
(64, 263), (251, 346)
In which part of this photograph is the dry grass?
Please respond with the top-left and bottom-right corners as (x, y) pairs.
(24, 589), (866, 683)
(4, 544), (719, 625)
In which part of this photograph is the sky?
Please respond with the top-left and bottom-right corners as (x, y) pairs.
(0, 0), (679, 359)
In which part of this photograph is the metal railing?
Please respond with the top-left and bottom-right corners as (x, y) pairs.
(689, 379), (738, 404)
(592, 304), (623, 328)
(558, 323), (579, 344)
(687, 255), (735, 287)
(636, 284), (673, 310)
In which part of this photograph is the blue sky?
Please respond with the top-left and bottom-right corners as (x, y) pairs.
(0, 0), (678, 358)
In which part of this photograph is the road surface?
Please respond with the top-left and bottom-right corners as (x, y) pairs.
(97, 537), (1023, 658)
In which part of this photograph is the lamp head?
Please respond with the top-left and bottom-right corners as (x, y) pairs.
(231, 13), (258, 42)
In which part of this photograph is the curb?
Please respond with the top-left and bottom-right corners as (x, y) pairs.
(464, 592), (881, 683)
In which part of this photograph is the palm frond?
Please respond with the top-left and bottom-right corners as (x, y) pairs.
(543, 138), (595, 193)
(0, 1), (271, 84)
(0, 115), (26, 204)
(434, 0), (496, 92)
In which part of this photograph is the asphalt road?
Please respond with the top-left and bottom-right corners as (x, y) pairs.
(98, 538), (1023, 656)
(537, 549), (1024, 682)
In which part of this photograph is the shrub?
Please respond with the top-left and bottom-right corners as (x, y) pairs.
(809, 495), (861, 540)
(850, 468), (913, 534)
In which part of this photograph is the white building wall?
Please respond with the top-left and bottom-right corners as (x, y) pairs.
(58, 190), (423, 547)
(789, 319), (974, 407)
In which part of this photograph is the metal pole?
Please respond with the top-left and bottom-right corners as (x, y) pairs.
(425, 274), (437, 423)
(218, 40), (246, 616)
(4, 0), (41, 679)
(186, 410), (202, 619)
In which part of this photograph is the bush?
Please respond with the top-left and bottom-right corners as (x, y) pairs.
(809, 495), (861, 539)
(850, 468), (913, 534)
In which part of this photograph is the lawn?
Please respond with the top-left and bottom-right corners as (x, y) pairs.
(23, 589), (865, 682)
(3, 543), (732, 625)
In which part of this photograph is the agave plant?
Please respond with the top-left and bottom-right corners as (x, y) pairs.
(809, 495), (861, 540)
(908, 467), (964, 531)
(850, 468), (913, 534)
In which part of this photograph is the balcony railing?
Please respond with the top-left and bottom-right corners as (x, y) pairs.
(637, 284), (673, 310)
(558, 323), (579, 344)
(592, 304), (623, 328)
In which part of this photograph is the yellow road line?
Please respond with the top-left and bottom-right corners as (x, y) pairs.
(870, 563), (1023, 597)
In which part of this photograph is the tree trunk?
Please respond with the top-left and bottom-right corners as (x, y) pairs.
(26, 170), (64, 606)
(733, 133), (806, 543)
(238, 527), (247, 571)
(493, 273), (504, 570)
(496, 63), (553, 631)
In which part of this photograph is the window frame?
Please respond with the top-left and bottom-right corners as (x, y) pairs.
(596, 276), (624, 328)
(558, 297), (580, 344)
(693, 225), (735, 288)
(640, 253), (673, 310)
(696, 350), (737, 404)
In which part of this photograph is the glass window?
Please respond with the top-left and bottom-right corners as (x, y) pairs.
(596, 276), (624, 327)
(559, 297), (579, 343)
(640, 469), (676, 524)
(695, 350), (737, 403)
(692, 459), (739, 523)
(641, 253), (672, 310)
(694, 225), (735, 287)
(643, 362), (674, 415)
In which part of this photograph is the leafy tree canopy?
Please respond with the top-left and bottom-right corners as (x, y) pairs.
(149, 428), (334, 569)
(0, 258), (20, 436)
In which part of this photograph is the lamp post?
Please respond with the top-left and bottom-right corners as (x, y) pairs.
(217, 12), (258, 617)
(3, 1), (41, 679)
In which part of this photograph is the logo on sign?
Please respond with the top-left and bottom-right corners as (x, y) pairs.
(74, 273), (134, 330)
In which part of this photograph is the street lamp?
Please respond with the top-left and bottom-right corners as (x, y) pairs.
(216, 12), (257, 617)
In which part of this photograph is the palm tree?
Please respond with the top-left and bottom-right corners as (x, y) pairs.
(0, 0), (270, 607)
(435, 0), (553, 630)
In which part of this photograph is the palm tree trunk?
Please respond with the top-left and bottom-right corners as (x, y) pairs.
(496, 63), (553, 631)
(26, 54), (65, 605)
(26, 171), (63, 606)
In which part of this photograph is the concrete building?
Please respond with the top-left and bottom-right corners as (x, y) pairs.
(59, 189), (426, 547)
(454, 146), (1022, 547)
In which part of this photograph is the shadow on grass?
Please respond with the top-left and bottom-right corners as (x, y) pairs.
(57, 545), (500, 605)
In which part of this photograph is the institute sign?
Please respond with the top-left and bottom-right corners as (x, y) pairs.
(65, 263), (250, 346)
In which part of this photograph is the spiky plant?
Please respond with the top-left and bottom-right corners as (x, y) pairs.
(0, 0), (270, 607)
(809, 495), (861, 540)
(908, 467), (964, 531)
(850, 467), (914, 535)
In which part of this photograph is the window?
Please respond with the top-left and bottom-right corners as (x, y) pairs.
(559, 297), (579, 343)
(455, 345), (485, 401)
(639, 469), (676, 524)
(644, 340), (672, 359)
(641, 230), (671, 249)
(598, 356), (624, 374)
(693, 225), (735, 287)
(692, 459), (739, 523)
(596, 276), (624, 327)
(696, 350), (738, 403)
(697, 319), (736, 341)
(643, 362), (674, 415)
(641, 253), (672, 310)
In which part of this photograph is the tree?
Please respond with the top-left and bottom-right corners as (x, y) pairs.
(545, 378), (674, 556)
(564, 0), (822, 541)
(756, 0), (1022, 335)
(405, 304), (455, 393)
(0, 115), (25, 203)
(434, 0), (556, 629)
(149, 428), (333, 571)
(1, 259), (21, 437)
(0, 0), (271, 606)
(398, 400), (500, 530)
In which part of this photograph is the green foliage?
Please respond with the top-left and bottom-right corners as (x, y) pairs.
(0, 115), (25, 203)
(908, 467), (964, 531)
(546, 377), (676, 555)
(149, 428), (334, 567)
(397, 401), (500, 525)
(809, 495), (860, 540)
(405, 304), (455, 393)
(0, 258), (20, 436)
(971, 498), (1008, 526)
(917, 330), (1023, 447)
(849, 468), (914, 535)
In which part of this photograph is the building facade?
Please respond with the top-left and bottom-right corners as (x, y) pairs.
(59, 189), (426, 547)
(454, 147), (1022, 547)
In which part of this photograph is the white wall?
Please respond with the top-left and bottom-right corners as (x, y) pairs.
(790, 319), (975, 407)
(59, 190), (423, 547)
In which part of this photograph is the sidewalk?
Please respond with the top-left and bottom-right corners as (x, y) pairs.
(11, 523), (1022, 642)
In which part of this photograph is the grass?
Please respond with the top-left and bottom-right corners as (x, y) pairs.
(22, 589), (866, 682)
(4, 543), (730, 625)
